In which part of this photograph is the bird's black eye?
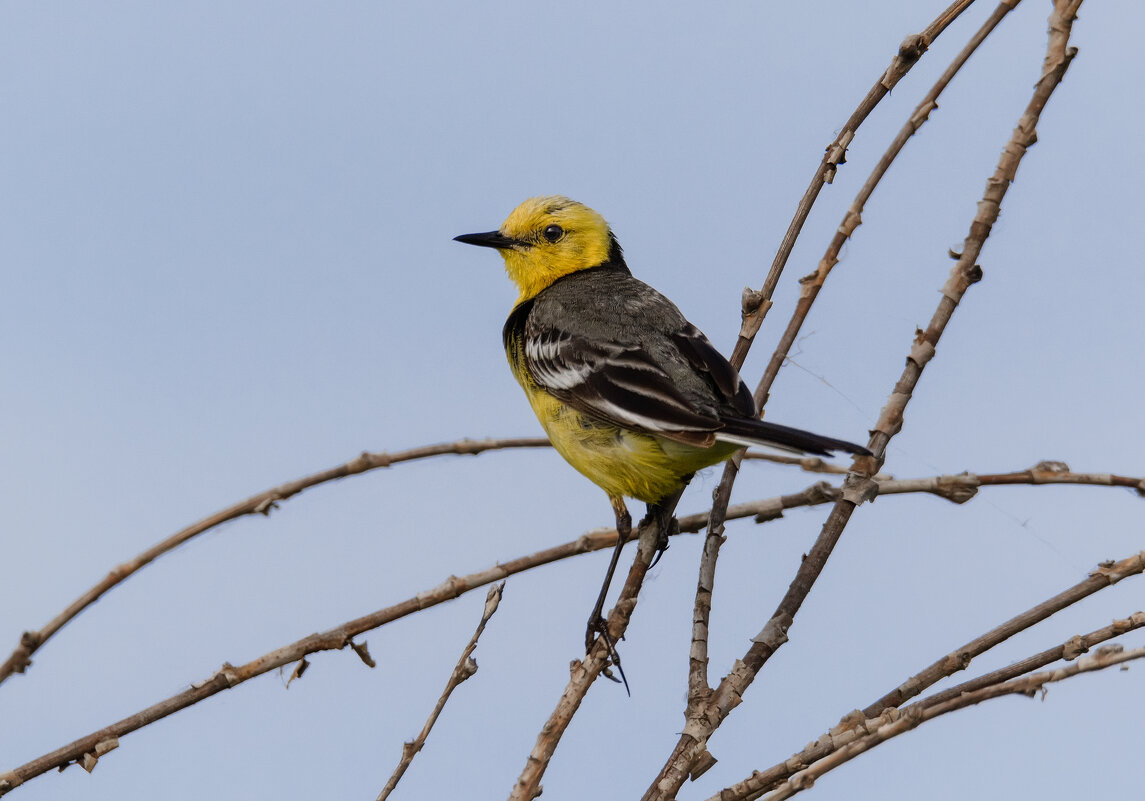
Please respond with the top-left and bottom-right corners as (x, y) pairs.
(542, 224), (564, 243)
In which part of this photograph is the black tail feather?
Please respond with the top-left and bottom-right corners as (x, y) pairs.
(718, 417), (871, 457)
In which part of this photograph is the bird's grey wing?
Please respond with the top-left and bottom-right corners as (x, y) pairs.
(521, 321), (721, 435)
(668, 322), (757, 419)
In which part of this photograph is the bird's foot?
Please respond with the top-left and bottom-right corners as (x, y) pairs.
(586, 613), (629, 694)
(640, 509), (679, 569)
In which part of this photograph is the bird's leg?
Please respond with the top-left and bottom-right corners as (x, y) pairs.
(585, 496), (631, 656)
(641, 482), (687, 569)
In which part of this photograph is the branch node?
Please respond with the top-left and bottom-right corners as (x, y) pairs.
(738, 288), (771, 340)
(741, 286), (765, 317)
(823, 130), (854, 182)
(881, 34), (928, 90)
(1031, 460), (1070, 477)
(942, 650), (973, 674)
(932, 474), (980, 504)
(198, 662), (241, 689)
(351, 640), (377, 668)
(1116, 612), (1145, 634)
(753, 505), (785, 524)
(286, 658), (309, 686)
(907, 338), (936, 369)
(1090, 553), (1145, 584)
(831, 709), (867, 734)
(688, 749), (718, 781)
(1061, 635), (1087, 661)
(79, 738), (118, 773)
(841, 478), (878, 507)
(253, 496), (280, 516)
(752, 613), (793, 649)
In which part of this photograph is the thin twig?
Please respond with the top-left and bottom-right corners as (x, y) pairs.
(656, 1), (1082, 793)
(702, 604), (1142, 799)
(692, 0), (984, 714)
(741, 450), (887, 477)
(0, 437), (548, 687)
(862, 550), (1142, 717)
(0, 462), (1125, 795)
(917, 611), (1145, 710)
(752, 644), (1145, 801)
(376, 583), (505, 801)
(728, 0), (980, 368)
(0, 433), (880, 689)
(756, 0), (1024, 413)
(508, 514), (666, 800)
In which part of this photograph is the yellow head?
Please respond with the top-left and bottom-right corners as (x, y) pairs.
(455, 196), (624, 303)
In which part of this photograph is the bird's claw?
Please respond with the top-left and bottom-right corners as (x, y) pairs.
(585, 613), (630, 694)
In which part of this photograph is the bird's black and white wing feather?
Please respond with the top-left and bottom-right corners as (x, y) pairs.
(505, 267), (870, 457)
(523, 325), (732, 439)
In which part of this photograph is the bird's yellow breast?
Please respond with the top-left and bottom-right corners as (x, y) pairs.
(506, 345), (735, 503)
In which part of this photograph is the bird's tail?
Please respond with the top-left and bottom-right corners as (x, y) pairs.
(717, 417), (870, 457)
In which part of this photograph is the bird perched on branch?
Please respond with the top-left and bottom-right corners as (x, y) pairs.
(455, 196), (869, 675)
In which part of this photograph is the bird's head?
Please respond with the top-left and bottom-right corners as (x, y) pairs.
(455, 196), (625, 302)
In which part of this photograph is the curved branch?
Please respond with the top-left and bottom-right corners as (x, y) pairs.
(916, 610), (1145, 711)
(376, 583), (505, 801)
(706, 600), (1142, 799)
(659, 1), (1082, 794)
(755, 0), (1023, 412)
(748, 644), (1145, 801)
(0, 433), (889, 690)
(693, 0), (991, 713)
(0, 462), (1129, 795)
(0, 437), (549, 687)
(508, 513), (667, 800)
(728, 0), (980, 368)
(863, 550), (1143, 716)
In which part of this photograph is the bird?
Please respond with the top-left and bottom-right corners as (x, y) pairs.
(455, 196), (869, 672)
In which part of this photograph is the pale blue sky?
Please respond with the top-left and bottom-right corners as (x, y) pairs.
(2, 2), (1143, 799)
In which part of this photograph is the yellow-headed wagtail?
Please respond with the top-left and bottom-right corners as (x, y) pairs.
(456, 196), (869, 668)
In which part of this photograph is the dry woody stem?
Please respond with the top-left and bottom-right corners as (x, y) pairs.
(729, 0), (979, 367)
(0, 437), (548, 686)
(654, 1), (1082, 796)
(0, 435), (884, 690)
(690, 0), (983, 715)
(745, 644), (1145, 801)
(508, 517), (664, 800)
(376, 583), (505, 801)
(863, 549), (1142, 717)
(0, 462), (1129, 795)
(710, 573), (1140, 799)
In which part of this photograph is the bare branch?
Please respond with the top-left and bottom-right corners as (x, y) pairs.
(755, 0), (1024, 413)
(0, 457), (1126, 796)
(376, 583), (505, 801)
(508, 516), (665, 800)
(729, 0), (980, 368)
(0, 462), (1129, 795)
(0, 432), (893, 689)
(863, 551), (1143, 716)
(693, 0), (990, 716)
(658, 1), (1082, 794)
(0, 436), (548, 686)
(751, 644), (1143, 801)
(741, 450), (888, 477)
(917, 611), (1145, 710)
(699, 606), (1142, 799)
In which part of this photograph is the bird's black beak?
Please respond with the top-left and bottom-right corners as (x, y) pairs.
(453, 230), (520, 250)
